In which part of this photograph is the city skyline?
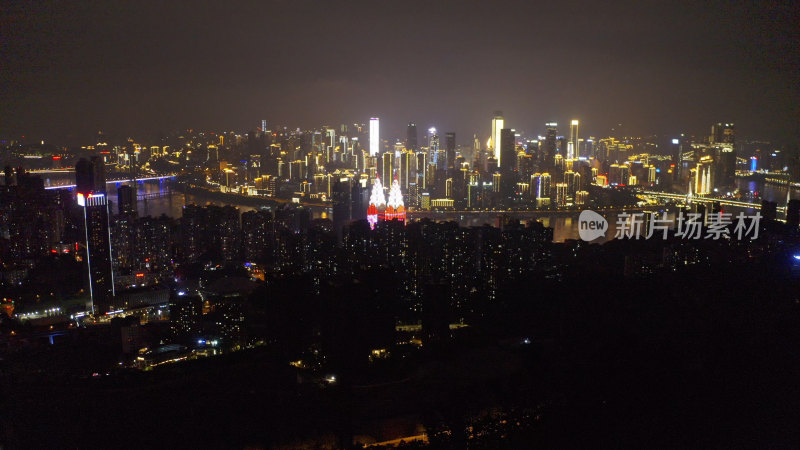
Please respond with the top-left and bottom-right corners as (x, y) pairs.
(2, 2), (800, 447)
(1, 1), (798, 145)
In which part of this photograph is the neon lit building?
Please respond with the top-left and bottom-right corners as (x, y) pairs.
(76, 157), (115, 315)
(367, 177), (386, 229)
(366, 176), (405, 228)
(384, 178), (405, 223)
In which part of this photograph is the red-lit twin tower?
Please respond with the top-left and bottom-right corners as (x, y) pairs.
(367, 176), (405, 229)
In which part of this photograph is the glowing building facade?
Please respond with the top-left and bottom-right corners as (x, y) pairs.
(369, 117), (380, 156)
(385, 178), (406, 222)
(367, 177), (386, 229)
(492, 112), (504, 166)
(366, 176), (405, 229)
(569, 120), (579, 159)
(76, 157), (115, 315)
(694, 156), (714, 195)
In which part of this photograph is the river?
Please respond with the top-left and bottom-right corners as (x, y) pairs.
(41, 174), (800, 243)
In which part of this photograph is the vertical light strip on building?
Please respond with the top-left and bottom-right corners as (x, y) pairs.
(492, 112), (504, 166)
(569, 119), (579, 159)
(79, 196), (96, 315)
(370, 117), (380, 156)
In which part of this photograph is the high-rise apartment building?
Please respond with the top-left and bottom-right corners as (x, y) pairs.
(76, 157), (115, 315)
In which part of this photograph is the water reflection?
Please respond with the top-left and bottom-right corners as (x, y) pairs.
(736, 179), (798, 204)
(116, 182), (681, 243)
(46, 175), (800, 243)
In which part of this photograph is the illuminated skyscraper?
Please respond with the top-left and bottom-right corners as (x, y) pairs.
(76, 157), (115, 315)
(369, 117), (380, 156)
(326, 128), (336, 155)
(380, 152), (394, 185)
(406, 122), (418, 151)
(400, 149), (414, 191)
(492, 111), (504, 165)
(671, 138), (683, 181)
(445, 132), (456, 170)
(416, 152), (428, 190)
(499, 128), (517, 200)
(543, 122), (558, 170)
(472, 134), (483, 171)
(428, 128), (440, 164)
(711, 123), (735, 144)
(331, 177), (352, 242)
(536, 173), (552, 200)
(564, 170), (581, 195)
(569, 120), (579, 159)
(500, 129), (516, 175)
(710, 123), (736, 187)
(554, 153), (565, 179)
(555, 183), (569, 206)
(117, 185), (137, 217)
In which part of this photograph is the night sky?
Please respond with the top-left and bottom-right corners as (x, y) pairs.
(1, 0), (798, 145)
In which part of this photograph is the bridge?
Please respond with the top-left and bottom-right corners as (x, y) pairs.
(137, 190), (172, 200)
(639, 190), (784, 212)
(1, 168), (74, 174)
(43, 175), (176, 190)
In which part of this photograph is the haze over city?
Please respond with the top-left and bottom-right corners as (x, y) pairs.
(2, 1), (800, 448)
(1, 0), (799, 144)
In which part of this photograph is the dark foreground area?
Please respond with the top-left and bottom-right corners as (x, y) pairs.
(2, 253), (799, 449)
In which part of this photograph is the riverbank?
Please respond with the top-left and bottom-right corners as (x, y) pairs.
(172, 182), (330, 210)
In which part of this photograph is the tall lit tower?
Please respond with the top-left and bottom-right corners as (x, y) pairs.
(76, 157), (115, 315)
(369, 117), (380, 156)
(711, 123), (735, 144)
(500, 128), (517, 201)
(400, 149), (414, 191)
(540, 122), (558, 172)
(569, 120), (579, 160)
(445, 132), (456, 170)
(367, 177), (386, 229)
(472, 134), (483, 172)
(385, 178), (406, 223)
(492, 111), (504, 166)
(380, 152), (394, 185)
(428, 128), (440, 164)
(416, 151), (428, 190)
(325, 128), (336, 152)
(500, 129), (516, 175)
(710, 122), (735, 187)
(406, 122), (418, 151)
